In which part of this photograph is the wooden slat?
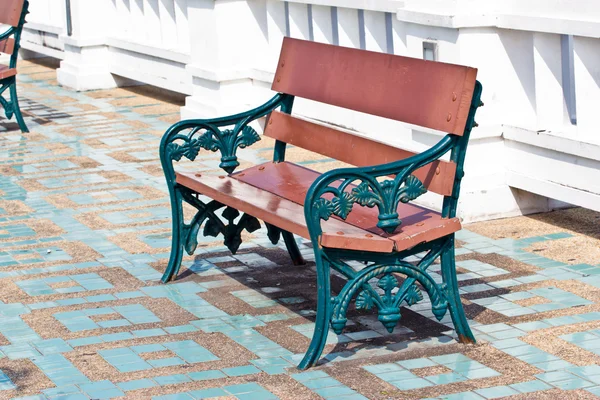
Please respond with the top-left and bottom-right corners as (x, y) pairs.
(232, 162), (462, 251)
(176, 171), (396, 253)
(0, 38), (15, 55)
(265, 111), (457, 196)
(0, 66), (17, 80)
(0, 0), (25, 27)
(272, 37), (477, 135)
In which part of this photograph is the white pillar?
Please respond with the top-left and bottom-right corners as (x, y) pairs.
(181, 0), (270, 119)
(573, 36), (600, 140)
(533, 32), (567, 130)
(56, 0), (121, 91)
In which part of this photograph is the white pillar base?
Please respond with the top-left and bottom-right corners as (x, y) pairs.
(57, 62), (118, 92)
(181, 65), (271, 120)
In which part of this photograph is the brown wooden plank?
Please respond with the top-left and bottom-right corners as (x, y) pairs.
(0, 38), (15, 55)
(272, 37), (477, 136)
(385, 215), (461, 252)
(265, 111), (456, 196)
(0, 0), (24, 26)
(0, 66), (17, 80)
(232, 162), (461, 251)
(176, 171), (395, 253)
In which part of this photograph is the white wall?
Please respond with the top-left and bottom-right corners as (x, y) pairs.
(18, 0), (600, 222)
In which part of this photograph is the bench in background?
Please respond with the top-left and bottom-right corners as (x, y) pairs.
(0, 0), (29, 133)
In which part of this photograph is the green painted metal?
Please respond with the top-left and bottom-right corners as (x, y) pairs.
(0, 0), (29, 133)
(160, 94), (293, 282)
(298, 80), (483, 369)
(160, 69), (483, 369)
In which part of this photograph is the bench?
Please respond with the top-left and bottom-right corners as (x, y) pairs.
(0, 0), (29, 133)
(160, 37), (483, 369)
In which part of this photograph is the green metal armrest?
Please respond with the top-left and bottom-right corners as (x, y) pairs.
(304, 134), (457, 236)
(159, 94), (293, 282)
(0, 27), (17, 42)
(159, 93), (290, 182)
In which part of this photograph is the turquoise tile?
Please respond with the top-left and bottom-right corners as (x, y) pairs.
(390, 378), (433, 390)
(148, 357), (185, 368)
(188, 370), (226, 381)
(188, 388), (227, 399)
(222, 365), (261, 377)
(474, 386), (519, 399)
(154, 374), (191, 386)
(236, 391), (279, 400)
(463, 368), (501, 379)
(397, 358), (437, 369)
(314, 386), (356, 398)
(375, 370), (417, 382)
(364, 363), (405, 374)
(509, 380), (553, 393)
(425, 373), (466, 385)
(302, 377), (342, 390)
(552, 378), (594, 390)
(430, 353), (471, 365)
(291, 370), (329, 382)
(117, 379), (158, 391)
(224, 383), (265, 395)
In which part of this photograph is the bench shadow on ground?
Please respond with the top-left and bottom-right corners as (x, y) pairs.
(170, 243), (493, 367)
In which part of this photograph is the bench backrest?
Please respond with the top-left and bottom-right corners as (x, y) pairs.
(267, 37), (481, 219)
(272, 37), (477, 136)
(0, 0), (26, 27)
(264, 111), (456, 196)
(0, 38), (16, 55)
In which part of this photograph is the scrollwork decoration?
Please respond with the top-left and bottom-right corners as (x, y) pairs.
(328, 247), (449, 335)
(312, 174), (427, 233)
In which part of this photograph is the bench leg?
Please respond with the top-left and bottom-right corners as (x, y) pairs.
(10, 83), (28, 133)
(282, 231), (306, 266)
(298, 252), (331, 369)
(441, 238), (475, 344)
(162, 188), (185, 283)
(265, 224), (306, 266)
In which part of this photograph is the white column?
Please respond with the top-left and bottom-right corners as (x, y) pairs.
(363, 10), (386, 52)
(56, 0), (119, 91)
(181, 0), (269, 119)
(573, 36), (600, 140)
(533, 32), (567, 130)
(337, 7), (360, 48)
(311, 5), (333, 44)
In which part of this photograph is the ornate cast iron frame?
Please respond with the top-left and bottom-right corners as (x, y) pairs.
(160, 81), (483, 369)
(0, 0), (29, 133)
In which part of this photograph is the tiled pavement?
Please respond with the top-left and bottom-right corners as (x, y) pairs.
(0, 59), (599, 399)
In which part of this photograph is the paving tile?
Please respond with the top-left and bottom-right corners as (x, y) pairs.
(474, 386), (520, 399)
(1, 62), (595, 400)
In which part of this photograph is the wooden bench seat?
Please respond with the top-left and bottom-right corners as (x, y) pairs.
(0, 65), (17, 80)
(160, 37), (483, 369)
(176, 163), (461, 253)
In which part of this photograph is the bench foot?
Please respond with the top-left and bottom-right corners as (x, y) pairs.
(0, 79), (29, 133)
(162, 187), (263, 283)
(265, 224), (306, 266)
(162, 188), (186, 283)
(282, 230), (306, 266)
(299, 237), (475, 368)
(441, 239), (476, 343)
(10, 83), (28, 133)
(298, 254), (331, 370)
